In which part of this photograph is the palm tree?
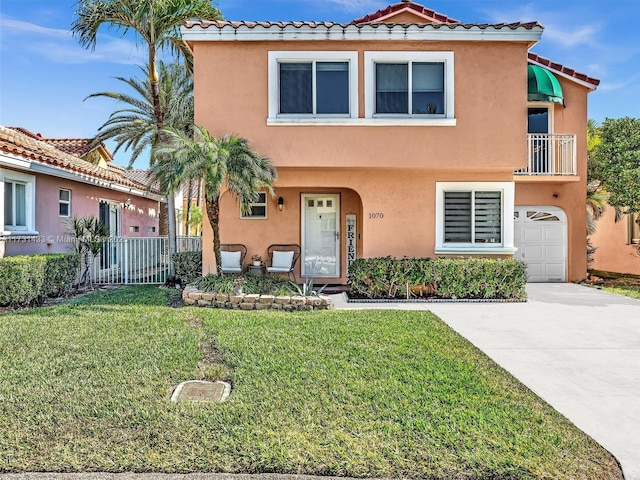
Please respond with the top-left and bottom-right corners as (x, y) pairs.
(71, 0), (221, 266)
(154, 126), (277, 274)
(86, 61), (193, 166)
(72, 0), (220, 130)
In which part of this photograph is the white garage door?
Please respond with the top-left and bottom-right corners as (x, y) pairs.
(514, 206), (567, 282)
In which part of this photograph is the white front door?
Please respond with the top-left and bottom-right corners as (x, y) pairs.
(301, 194), (340, 278)
(514, 206), (567, 282)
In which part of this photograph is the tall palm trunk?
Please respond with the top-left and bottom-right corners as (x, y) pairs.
(205, 193), (222, 274)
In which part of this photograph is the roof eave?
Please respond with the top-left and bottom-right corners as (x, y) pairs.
(180, 23), (543, 43)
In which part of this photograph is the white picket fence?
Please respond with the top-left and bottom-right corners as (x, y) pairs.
(92, 236), (202, 285)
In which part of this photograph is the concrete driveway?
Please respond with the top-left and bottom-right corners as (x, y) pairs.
(335, 283), (640, 480)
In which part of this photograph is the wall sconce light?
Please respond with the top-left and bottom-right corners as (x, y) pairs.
(277, 196), (284, 211)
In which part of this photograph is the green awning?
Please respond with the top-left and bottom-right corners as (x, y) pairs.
(528, 64), (564, 105)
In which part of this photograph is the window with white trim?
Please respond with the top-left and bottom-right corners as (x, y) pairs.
(435, 182), (515, 253)
(1, 170), (36, 233)
(59, 189), (71, 217)
(365, 51), (455, 122)
(241, 192), (267, 219)
(268, 51), (358, 121)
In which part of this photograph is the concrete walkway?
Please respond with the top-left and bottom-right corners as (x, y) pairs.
(332, 283), (640, 480)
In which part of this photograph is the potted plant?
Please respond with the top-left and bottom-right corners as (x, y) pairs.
(251, 254), (262, 266)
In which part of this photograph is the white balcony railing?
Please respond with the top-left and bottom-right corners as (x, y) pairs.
(515, 134), (577, 176)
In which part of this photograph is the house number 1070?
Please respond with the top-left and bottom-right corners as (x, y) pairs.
(369, 213), (384, 219)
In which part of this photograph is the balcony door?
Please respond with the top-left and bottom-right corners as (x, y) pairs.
(301, 194), (340, 278)
(528, 107), (550, 173)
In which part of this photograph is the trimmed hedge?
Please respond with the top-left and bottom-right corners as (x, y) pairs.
(0, 254), (80, 308)
(172, 251), (202, 285)
(348, 257), (527, 300)
(43, 254), (81, 298)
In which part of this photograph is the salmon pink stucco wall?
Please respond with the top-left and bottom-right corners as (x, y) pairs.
(193, 40), (529, 171)
(590, 207), (640, 276)
(4, 172), (160, 257)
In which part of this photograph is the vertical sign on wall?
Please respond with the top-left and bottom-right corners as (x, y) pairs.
(346, 213), (357, 276)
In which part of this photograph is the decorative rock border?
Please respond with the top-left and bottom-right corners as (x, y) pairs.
(182, 286), (334, 311)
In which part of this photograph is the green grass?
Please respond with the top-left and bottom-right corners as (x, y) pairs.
(0, 287), (622, 479)
(603, 284), (640, 300)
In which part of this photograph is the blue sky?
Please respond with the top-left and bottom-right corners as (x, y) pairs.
(1, 0), (639, 169)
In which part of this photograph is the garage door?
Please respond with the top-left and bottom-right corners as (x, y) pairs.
(514, 206), (567, 282)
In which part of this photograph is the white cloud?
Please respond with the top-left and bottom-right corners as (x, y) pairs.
(0, 17), (71, 38)
(598, 73), (640, 92)
(480, 3), (600, 48)
(542, 23), (599, 48)
(0, 14), (145, 65)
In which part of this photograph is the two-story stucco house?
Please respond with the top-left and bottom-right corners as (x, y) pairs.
(182, 0), (599, 283)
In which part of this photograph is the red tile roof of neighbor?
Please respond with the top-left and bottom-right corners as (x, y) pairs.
(6, 126), (115, 158)
(0, 126), (151, 192)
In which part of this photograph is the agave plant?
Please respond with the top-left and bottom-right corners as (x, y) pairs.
(289, 278), (328, 296)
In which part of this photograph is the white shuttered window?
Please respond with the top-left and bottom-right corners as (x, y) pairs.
(444, 191), (501, 244)
(436, 182), (515, 254)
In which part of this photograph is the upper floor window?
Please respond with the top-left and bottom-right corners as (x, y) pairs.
(365, 51), (455, 123)
(280, 62), (349, 115)
(268, 51), (358, 122)
(1, 169), (36, 233)
(59, 189), (71, 217)
(375, 62), (444, 115)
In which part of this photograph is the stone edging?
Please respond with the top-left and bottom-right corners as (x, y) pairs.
(344, 292), (528, 303)
(182, 286), (334, 311)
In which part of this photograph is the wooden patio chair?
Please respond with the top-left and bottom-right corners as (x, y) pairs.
(220, 244), (247, 274)
(266, 244), (301, 282)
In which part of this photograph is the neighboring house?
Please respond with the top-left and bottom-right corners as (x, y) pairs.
(182, 0), (599, 282)
(178, 179), (202, 237)
(591, 207), (640, 276)
(0, 125), (163, 258)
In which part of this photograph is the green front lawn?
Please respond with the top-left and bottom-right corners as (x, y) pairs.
(0, 287), (622, 479)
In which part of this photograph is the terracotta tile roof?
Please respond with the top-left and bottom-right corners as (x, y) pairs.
(6, 127), (115, 159)
(353, 1), (460, 24)
(184, 19), (542, 32)
(42, 138), (96, 157)
(0, 126), (150, 192)
(528, 52), (600, 87)
(120, 169), (160, 193)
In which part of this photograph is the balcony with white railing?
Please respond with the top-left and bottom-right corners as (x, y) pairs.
(514, 134), (577, 179)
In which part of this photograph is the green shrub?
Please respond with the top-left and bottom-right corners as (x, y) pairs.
(348, 257), (526, 300)
(172, 251), (202, 285)
(0, 254), (79, 307)
(42, 254), (80, 298)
